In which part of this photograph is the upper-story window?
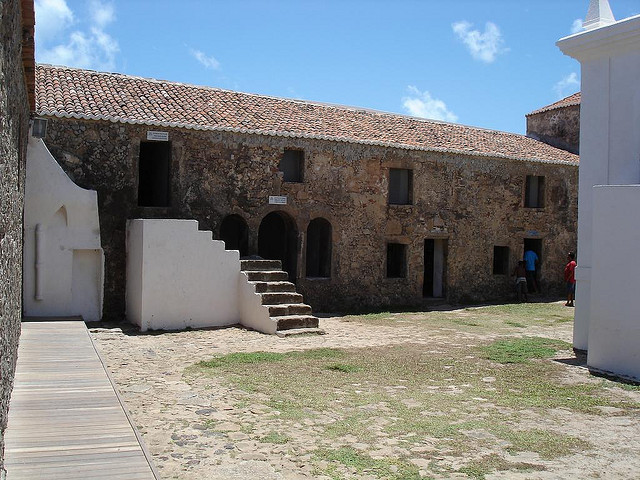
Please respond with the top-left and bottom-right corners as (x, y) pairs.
(389, 168), (413, 205)
(279, 149), (304, 183)
(138, 141), (171, 207)
(525, 175), (545, 208)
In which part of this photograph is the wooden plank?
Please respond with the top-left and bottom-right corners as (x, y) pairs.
(4, 321), (159, 479)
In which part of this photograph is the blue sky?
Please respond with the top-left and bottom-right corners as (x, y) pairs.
(34, 0), (640, 134)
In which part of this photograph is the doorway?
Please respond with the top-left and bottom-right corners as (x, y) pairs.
(220, 214), (249, 257)
(523, 238), (542, 292)
(424, 239), (447, 298)
(258, 212), (298, 282)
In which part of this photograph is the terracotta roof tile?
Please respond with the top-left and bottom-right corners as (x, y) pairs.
(36, 64), (578, 165)
(527, 92), (581, 116)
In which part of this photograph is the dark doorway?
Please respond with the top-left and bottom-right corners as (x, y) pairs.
(523, 238), (543, 292)
(220, 214), (249, 257)
(424, 239), (447, 297)
(523, 238), (542, 263)
(306, 218), (332, 278)
(258, 212), (298, 282)
(138, 141), (170, 207)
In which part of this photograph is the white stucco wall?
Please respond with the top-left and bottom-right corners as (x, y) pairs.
(125, 219), (233, 330)
(126, 219), (278, 333)
(557, 12), (640, 351)
(23, 136), (104, 321)
(588, 185), (640, 381)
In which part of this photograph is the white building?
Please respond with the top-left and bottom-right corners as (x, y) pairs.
(558, 0), (640, 381)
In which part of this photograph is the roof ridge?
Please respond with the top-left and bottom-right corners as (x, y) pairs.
(37, 63), (534, 140)
(526, 92), (581, 116)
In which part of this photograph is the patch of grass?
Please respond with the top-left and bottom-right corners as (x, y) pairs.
(314, 447), (422, 480)
(327, 363), (361, 373)
(259, 431), (291, 444)
(504, 320), (526, 328)
(197, 351), (286, 368)
(196, 348), (343, 370)
(501, 428), (589, 459)
(481, 337), (571, 364)
(458, 454), (545, 479)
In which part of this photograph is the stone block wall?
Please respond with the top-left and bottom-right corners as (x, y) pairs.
(43, 117), (578, 317)
(527, 104), (580, 154)
(0, 0), (30, 473)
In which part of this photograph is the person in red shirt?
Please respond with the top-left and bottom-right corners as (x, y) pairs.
(564, 252), (577, 307)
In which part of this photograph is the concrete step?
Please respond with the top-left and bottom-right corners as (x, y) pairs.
(245, 270), (289, 282)
(276, 327), (325, 338)
(241, 259), (282, 271)
(251, 281), (296, 293)
(273, 315), (319, 331)
(261, 292), (303, 306)
(266, 303), (312, 317)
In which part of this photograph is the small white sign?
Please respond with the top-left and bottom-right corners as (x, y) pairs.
(269, 196), (288, 205)
(147, 131), (169, 141)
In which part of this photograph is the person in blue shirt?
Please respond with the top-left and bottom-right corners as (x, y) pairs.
(523, 249), (539, 293)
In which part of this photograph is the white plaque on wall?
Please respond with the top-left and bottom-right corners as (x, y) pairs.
(269, 196), (288, 205)
(147, 131), (169, 141)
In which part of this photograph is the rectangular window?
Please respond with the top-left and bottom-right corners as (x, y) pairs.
(138, 141), (171, 207)
(279, 149), (304, 182)
(386, 243), (407, 278)
(525, 175), (545, 208)
(493, 246), (509, 275)
(389, 168), (413, 205)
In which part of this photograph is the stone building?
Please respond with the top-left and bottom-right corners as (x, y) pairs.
(526, 92), (581, 154)
(0, 0), (34, 474)
(35, 64), (579, 320)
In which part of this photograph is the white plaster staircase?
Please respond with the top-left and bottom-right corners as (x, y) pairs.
(240, 259), (322, 336)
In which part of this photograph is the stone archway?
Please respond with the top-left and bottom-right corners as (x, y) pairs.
(258, 211), (298, 282)
(220, 214), (249, 257)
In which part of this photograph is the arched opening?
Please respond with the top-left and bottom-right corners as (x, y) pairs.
(258, 211), (298, 282)
(220, 214), (249, 257)
(306, 218), (332, 278)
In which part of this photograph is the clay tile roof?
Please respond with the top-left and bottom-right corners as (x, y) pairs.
(36, 64), (578, 165)
(527, 92), (581, 116)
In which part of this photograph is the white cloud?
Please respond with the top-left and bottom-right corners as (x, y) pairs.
(402, 86), (458, 123)
(554, 72), (580, 99)
(35, 0), (119, 71)
(571, 18), (584, 34)
(90, 0), (115, 29)
(34, 0), (74, 43)
(190, 49), (221, 70)
(452, 21), (506, 63)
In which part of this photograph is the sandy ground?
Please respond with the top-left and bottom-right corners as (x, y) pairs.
(89, 306), (640, 480)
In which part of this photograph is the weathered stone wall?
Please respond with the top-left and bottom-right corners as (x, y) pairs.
(527, 105), (580, 154)
(0, 0), (29, 474)
(43, 117), (578, 317)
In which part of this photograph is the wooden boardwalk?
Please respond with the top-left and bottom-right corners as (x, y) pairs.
(4, 321), (159, 479)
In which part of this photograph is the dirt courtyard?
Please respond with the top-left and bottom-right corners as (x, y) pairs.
(89, 302), (640, 480)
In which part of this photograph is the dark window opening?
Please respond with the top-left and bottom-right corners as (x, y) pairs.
(138, 141), (171, 207)
(279, 149), (304, 183)
(389, 168), (413, 205)
(493, 246), (510, 275)
(386, 243), (407, 278)
(220, 214), (249, 257)
(525, 175), (545, 208)
(306, 218), (332, 278)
